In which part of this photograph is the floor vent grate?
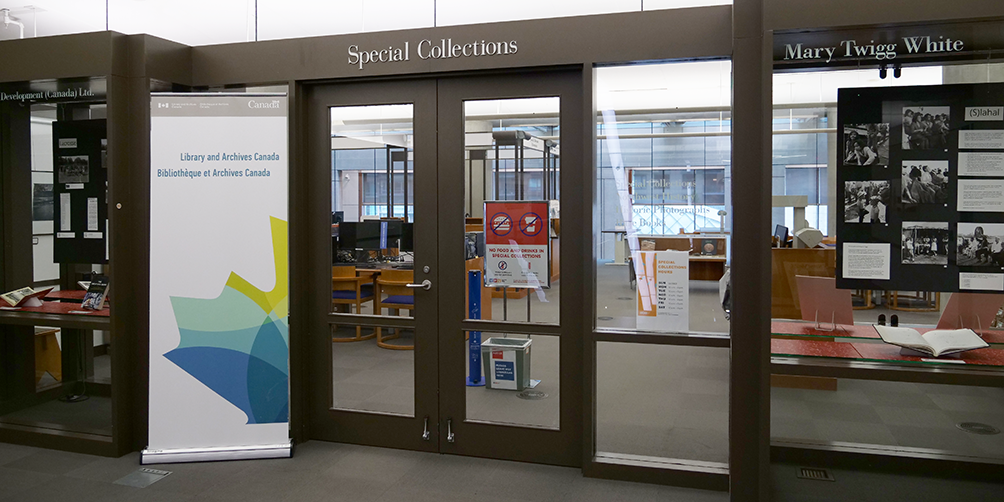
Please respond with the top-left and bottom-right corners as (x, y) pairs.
(114, 468), (172, 488)
(517, 390), (548, 400)
(956, 422), (1001, 435)
(797, 467), (834, 481)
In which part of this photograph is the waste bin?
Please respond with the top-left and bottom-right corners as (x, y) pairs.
(481, 337), (532, 390)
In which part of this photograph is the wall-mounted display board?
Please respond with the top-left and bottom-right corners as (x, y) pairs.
(51, 119), (108, 264)
(837, 82), (1004, 293)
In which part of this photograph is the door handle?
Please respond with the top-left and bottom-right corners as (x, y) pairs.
(406, 280), (432, 291)
(447, 419), (455, 443)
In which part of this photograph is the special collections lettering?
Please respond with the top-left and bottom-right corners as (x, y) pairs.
(348, 38), (518, 70)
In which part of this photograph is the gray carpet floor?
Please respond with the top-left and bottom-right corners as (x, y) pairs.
(1, 439), (1002, 502)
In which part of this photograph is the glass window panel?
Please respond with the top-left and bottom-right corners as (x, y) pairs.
(331, 320), (415, 417)
(464, 96), (560, 324)
(329, 104), (417, 417)
(769, 64), (1004, 471)
(595, 61), (732, 334)
(772, 378), (1004, 462)
(2, 102), (112, 437)
(464, 332), (559, 430)
(597, 343), (729, 464)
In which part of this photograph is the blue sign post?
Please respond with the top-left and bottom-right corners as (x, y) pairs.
(467, 270), (485, 386)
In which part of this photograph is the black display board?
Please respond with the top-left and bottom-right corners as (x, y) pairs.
(837, 82), (1004, 293)
(51, 119), (108, 264)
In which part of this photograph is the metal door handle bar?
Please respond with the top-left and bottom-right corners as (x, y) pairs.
(406, 280), (432, 290)
(447, 419), (455, 443)
(422, 417), (430, 441)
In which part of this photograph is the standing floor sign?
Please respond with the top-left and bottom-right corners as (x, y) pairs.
(143, 94), (291, 463)
(635, 250), (689, 333)
(484, 201), (550, 288)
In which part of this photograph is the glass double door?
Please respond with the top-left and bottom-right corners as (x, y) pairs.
(305, 70), (582, 466)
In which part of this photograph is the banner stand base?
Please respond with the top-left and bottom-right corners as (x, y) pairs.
(141, 441), (293, 464)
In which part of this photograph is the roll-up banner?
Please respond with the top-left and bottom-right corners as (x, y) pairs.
(143, 94), (290, 464)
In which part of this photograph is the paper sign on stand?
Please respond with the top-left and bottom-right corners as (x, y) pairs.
(635, 250), (689, 332)
(484, 201), (550, 288)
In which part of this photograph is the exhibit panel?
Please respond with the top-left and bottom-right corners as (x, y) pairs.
(768, 20), (1004, 467)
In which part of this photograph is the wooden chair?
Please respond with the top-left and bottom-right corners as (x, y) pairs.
(331, 266), (376, 342)
(374, 269), (415, 350)
(35, 327), (62, 384)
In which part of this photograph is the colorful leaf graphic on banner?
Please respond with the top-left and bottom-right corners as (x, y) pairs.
(165, 217), (289, 424)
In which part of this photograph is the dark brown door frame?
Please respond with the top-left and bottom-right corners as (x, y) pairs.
(437, 68), (584, 467)
(300, 67), (584, 465)
(302, 77), (440, 452)
(731, 0), (772, 499)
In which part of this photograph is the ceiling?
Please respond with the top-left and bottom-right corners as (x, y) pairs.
(0, 0), (730, 46)
(0, 1), (943, 115)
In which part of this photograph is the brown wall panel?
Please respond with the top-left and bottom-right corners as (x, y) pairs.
(0, 102), (31, 290)
(191, 7), (731, 87)
(141, 35), (193, 85)
(0, 32), (114, 83)
(767, 0), (1004, 31)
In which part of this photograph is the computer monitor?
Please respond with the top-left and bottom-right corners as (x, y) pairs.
(337, 221), (409, 251)
(355, 221), (382, 250)
(774, 224), (789, 248)
(400, 223), (414, 252)
(337, 222), (357, 250)
(380, 220), (404, 250)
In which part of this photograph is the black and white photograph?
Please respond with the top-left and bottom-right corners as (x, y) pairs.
(902, 106), (950, 150)
(32, 183), (54, 221)
(901, 222), (949, 265)
(844, 180), (890, 223)
(957, 223), (1004, 267)
(57, 155), (90, 183)
(843, 123), (890, 166)
(901, 160), (949, 205)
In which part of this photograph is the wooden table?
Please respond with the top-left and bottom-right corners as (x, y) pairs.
(44, 290), (86, 302)
(770, 320), (1004, 388)
(0, 302), (110, 414)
